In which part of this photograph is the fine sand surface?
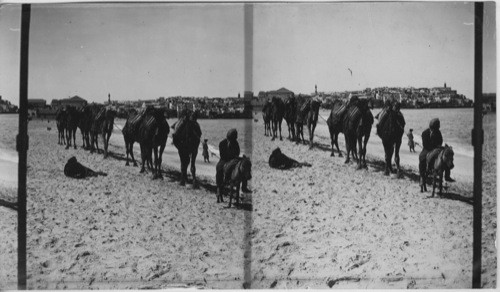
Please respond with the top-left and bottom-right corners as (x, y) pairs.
(0, 114), (496, 289)
(0, 119), (250, 289)
(250, 112), (496, 289)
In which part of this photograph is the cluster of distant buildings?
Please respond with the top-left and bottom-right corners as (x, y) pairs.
(24, 93), (253, 119)
(0, 96), (19, 113)
(251, 83), (480, 110)
(108, 94), (253, 119)
(5, 82), (493, 119)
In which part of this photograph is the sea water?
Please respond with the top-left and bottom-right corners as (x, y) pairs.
(400, 108), (475, 158)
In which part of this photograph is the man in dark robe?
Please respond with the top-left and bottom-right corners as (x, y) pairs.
(64, 156), (107, 179)
(269, 147), (311, 169)
(419, 118), (454, 186)
(216, 129), (250, 198)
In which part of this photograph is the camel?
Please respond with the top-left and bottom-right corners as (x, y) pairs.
(327, 99), (346, 157)
(122, 107), (153, 167)
(283, 97), (297, 141)
(173, 111), (202, 187)
(355, 101), (374, 169)
(271, 97), (285, 141)
(376, 102), (405, 176)
(64, 106), (80, 150)
(296, 98), (321, 148)
(262, 101), (272, 137)
(138, 108), (170, 179)
(342, 98), (373, 167)
(56, 108), (67, 145)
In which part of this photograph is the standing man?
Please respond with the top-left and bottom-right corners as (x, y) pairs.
(419, 118), (455, 188)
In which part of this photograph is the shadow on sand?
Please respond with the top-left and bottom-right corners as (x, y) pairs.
(431, 192), (474, 205)
(105, 150), (252, 210)
(312, 141), (473, 205)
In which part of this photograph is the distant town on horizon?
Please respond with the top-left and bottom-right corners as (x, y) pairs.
(0, 83), (496, 118)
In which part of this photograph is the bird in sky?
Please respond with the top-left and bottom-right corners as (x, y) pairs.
(347, 68), (353, 76)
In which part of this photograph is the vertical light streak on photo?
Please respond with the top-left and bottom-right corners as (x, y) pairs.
(243, 4), (253, 289)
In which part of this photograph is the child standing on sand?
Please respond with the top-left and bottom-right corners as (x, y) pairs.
(202, 139), (210, 163)
(407, 129), (415, 152)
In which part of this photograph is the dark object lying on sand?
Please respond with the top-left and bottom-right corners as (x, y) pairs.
(64, 156), (107, 179)
(269, 147), (312, 169)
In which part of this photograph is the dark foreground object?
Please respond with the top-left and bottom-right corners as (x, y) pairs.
(269, 147), (312, 169)
(64, 156), (107, 179)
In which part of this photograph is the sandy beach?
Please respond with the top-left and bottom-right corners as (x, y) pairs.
(0, 119), (250, 289)
(0, 112), (496, 289)
(250, 112), (496, 288)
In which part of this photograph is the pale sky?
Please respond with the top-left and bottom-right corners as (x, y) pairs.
(0, 2), (496, 106)
(253, 2), (496, 97)
(0, 3), (245, 105)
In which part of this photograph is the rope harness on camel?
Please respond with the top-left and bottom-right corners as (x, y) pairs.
(113, 123), (123, 131)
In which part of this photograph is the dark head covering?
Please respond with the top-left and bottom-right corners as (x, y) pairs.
(227, 128), (238, 141)
(429, 118), (440, 130)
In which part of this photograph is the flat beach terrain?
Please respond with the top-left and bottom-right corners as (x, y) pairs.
(0, 118), (250, 289)
(0, 112), (496, 289)
(250, 111), (496, 288)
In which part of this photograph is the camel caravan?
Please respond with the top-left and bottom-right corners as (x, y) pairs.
(56, 104), (116, 157)
(55, 104), (252, 207)
(262, 94), (454, 196)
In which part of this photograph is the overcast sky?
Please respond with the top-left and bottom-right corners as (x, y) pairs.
(253, 2), (496, 97)
(0, 2), (496, 106)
